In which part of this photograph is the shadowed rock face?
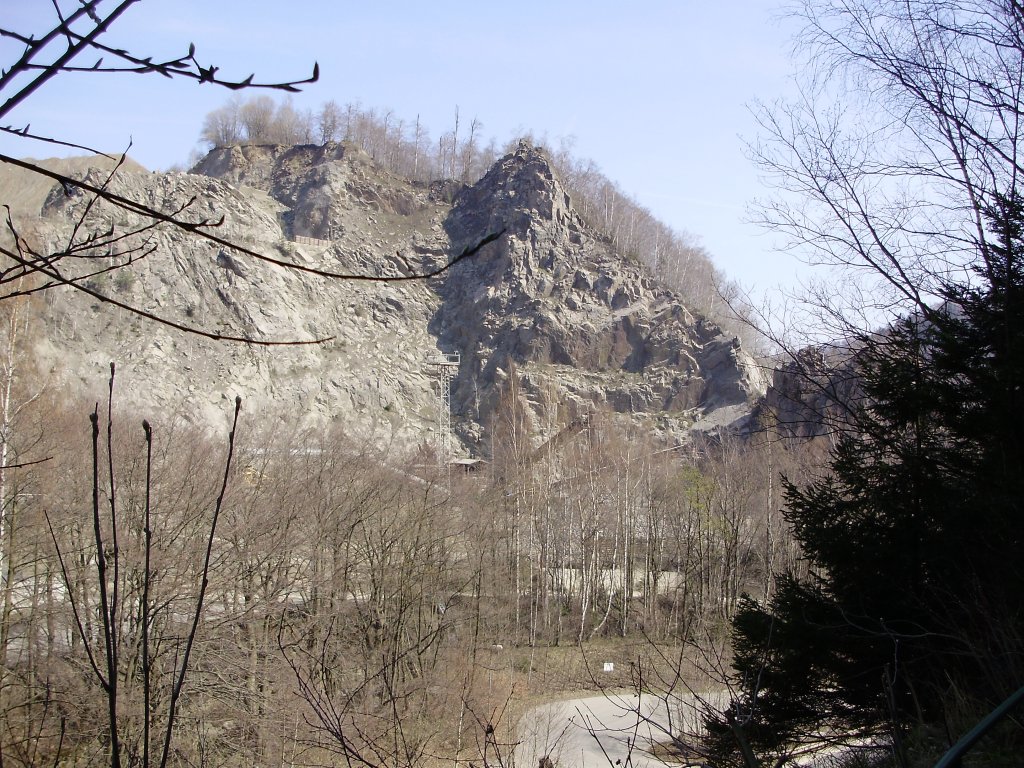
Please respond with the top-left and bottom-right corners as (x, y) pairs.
(747, 340), (870, 445)
(16, 142), (764, 450)
(431, 142), (764, 445)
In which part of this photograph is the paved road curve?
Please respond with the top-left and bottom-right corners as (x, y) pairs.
(516, 692), (713, 768)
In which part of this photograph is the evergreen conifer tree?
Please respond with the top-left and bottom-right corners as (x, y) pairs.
(709, 195), (1024, 763)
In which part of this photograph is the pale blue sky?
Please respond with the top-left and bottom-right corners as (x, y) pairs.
(1, 1), (804, 297)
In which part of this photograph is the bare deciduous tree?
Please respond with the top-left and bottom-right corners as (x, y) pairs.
(317, 100), (343, 144)
(199, 98), (244, 148)
(753, 0), (1024, 334)
(237, 96), (277, 144)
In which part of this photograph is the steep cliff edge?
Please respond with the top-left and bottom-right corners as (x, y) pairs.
(433, 142), (764, 446)
(14, 142), (765, 450)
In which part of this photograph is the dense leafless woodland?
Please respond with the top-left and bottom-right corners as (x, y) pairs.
(0, 292), (810, 767)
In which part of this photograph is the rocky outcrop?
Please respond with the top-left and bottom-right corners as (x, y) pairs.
(432, 142), (764, 445)
(14, 142), (765, 451)
(757, 345), (861, 439)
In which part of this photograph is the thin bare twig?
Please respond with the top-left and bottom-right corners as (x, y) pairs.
(157, 395), (241, 768)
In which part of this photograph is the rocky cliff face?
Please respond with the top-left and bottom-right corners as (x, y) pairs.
(432, 143), (763, 446)
(756, 346), (862, 440)
(16, 141), (765, 451)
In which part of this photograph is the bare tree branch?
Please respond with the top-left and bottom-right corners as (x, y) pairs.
(0, 2), (504, 345)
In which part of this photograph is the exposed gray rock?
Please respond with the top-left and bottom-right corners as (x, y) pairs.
(15, 142), (765, 451)
(432, 142), (765, 446)
(756, 345), (861, 439)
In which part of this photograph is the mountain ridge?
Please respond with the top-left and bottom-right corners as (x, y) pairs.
(11, 141), (766, 451)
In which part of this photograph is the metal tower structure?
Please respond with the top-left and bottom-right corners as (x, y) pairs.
(428, 352), (460, 464)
